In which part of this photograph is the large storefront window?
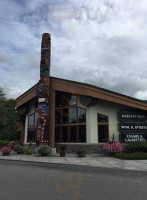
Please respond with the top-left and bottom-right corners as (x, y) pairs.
(97, 113), (109, 143)
(55, 92), (86, 143)
(27, 112), (38, 142)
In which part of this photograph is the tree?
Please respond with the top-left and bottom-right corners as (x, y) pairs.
(0, 87), (20, 141)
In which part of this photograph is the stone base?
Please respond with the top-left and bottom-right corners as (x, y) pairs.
(55, 144), (103, 154)
(51, 148), (56, 154)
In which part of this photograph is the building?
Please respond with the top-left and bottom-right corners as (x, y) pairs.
(16, 33), (147, 153)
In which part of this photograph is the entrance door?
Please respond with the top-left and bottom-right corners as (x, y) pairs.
(97, 113), (109, 143)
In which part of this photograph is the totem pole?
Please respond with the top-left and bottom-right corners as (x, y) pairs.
(36, 33), (51, 145)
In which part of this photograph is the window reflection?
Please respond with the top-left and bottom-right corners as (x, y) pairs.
(69, 95), (77, 105)
(55, 91), (86, 143)
(98, 113), (108, 123)
(62, 109), (69, 124)
(27, 112), (38, 143)
(78, 108), (86, 123)
(28, 114), (34, 126)
(69, 107), (77, 123)
(56, 92), (77, 107)
(35, 112), (38, 125)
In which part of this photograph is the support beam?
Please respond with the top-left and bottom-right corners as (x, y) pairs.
(20, 116), (25, 143)
(49, 89), (55, 147)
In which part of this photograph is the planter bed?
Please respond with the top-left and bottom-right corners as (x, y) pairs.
(114, 152), (147, 160)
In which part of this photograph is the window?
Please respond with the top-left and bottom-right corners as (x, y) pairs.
(78, 108), (86, 123)
(55, 91), (86, 143)
(97, 113), (109, 143)
(56, 92), (77, 107)
(69, 107), (77, 123)
(27, 128), (36, 142)
(28, 114), (34, 126)
(62, 109), (69, 123)
(27, 112), (38, 142)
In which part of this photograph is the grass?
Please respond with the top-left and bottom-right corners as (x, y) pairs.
(114, 152), (147, 160)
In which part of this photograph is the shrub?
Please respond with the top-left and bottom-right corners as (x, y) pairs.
(76, 150), (87, 157)
(14, 144), (26, 154)
(115, 152), (147, 160)
(38, 145), (52, 156)
(8, 141), (18, 150)
(25, 148), (34, 155)
(1, 146), (11, 155)
(103, 142), (123, 154)
(125, 141), (147, 153)
(0, 140), (10, 148)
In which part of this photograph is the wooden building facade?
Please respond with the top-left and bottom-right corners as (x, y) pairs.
(16, 33), (147, 153)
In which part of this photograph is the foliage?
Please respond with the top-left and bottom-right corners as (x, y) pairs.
(1, 146), (11, 155)
(125, 141), (147, 153)
(0, 140), (10, 148)
(38, 145), (52, 156)
(115, 152), (147, 160)
(59, 145), (67, 152)
(25, 148), (34, 155)
(110, 132), (117, 142)
(76, 150), (87, 157)
(8, 141), (18, 150)
(0, 87), (20, 141)
(103, 141), (123, 153)
(14, 144), (26, 154)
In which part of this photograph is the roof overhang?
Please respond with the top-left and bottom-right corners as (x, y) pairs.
(16, 77), (147, 111)
(16, 84), (37, 108)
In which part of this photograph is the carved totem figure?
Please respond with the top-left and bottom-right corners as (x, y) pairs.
(36, 33), (51, 145)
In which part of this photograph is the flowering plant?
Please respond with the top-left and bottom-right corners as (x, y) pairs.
(8, 141), (18, 150)
(1, 146), (11, 155)
(103, 142), (122, 153)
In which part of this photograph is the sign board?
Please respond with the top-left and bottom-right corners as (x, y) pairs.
(120, 133), (147, 143)
(118, 111), (147, 122)
(118, 110), (147, 142)
(119, 123), (147, 131)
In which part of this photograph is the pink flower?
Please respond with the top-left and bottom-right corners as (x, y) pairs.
(103, 142), (122, 153)
(1, 146), (11, 154)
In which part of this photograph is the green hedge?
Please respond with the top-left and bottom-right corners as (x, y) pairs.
(0, 140), (10, 148)
(115, 152), (147, 160)
(125, 141), (147, 153)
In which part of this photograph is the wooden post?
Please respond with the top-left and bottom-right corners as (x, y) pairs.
(49, 89), (55, 148)
(20, 116), (25, 143)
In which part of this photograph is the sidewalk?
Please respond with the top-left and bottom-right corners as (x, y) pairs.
(0, 152), (147, 171)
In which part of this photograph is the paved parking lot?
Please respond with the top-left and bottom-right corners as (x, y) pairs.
(0, 160), (147, 200)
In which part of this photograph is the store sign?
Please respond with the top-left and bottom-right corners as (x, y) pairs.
(120, 133), (147, 143)
(118, 111), (147, 142)
(119, 123), (147, 131)
(118, 111), (147, 121)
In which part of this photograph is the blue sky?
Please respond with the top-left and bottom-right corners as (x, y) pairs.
(1, 0), (147, 99)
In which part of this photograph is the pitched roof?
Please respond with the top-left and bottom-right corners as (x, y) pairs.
(16, 76), (147, 111)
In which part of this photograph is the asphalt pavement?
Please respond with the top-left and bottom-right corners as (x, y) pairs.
(0, 160), (147, 200)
